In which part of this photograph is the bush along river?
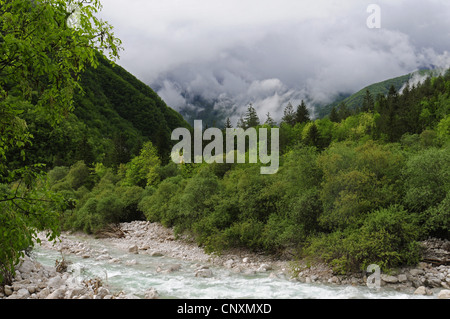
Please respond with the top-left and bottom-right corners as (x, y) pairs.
(1, 221), (449, 299)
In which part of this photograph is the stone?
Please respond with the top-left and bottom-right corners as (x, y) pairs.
(381, 274), (398, 284)
(195, 269), (213, 278)
(243, 257), (250, 263)
(398, 274), (408, 283)
(224, 259), (234, 269)
(4, 286), (13, 296)
(437, 290), (450, 299)
(414, 286), (427, 295)
(67, 287), (86, 299)
(128, 245), (139, 254)
(150, 251), (163, 257)
(37, 288), (50, 299)
(46, 287), (66, 299)
(328, 276), (340, 284)
(47, 275), (63, 288)
(96, 287), (110, 299)
(125, 259), (137, 266)
(95, 254), (111, 261)
(426, 277), (442, 288)
(409, 268), (423, 277)
(17, 288), (30, 299)
(167, 264), (182, 272)
(268, 273), (278, 279)
(109, 258), (121, 264)
(257, 263), (272, 272)
(145, 288), (159, 299)
(27, 285), (37, 294)
(18, 258), (37, 274)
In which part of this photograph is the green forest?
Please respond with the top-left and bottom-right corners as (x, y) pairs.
(1, 0), (449, 285)
(48, 70), (450, 276)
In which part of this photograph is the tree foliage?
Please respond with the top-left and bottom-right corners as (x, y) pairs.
(0, 0), (121, 285)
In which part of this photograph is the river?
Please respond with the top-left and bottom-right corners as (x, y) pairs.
(32, 233), (432, 299)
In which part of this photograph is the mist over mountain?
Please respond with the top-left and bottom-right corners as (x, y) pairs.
(100, 0), (450, 127)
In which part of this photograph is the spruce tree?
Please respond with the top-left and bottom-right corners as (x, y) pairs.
(282, 102), (296, 126)
(362, 89), (374, 112)
(304, 123), (320, 148)
(295, 100), (311, 124)
(264, 112), (276, 126)
(237, 116), (246, 129)
(224, 117), (233, 129)
(243, 103), (260, 128)
(329, 106), (340, 122)
(337, 102), (351, 121)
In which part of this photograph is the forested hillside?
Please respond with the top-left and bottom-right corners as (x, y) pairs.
(9, 55), (189, 171)
(317, 70), (431, 118)
(51, 69), (450, 274)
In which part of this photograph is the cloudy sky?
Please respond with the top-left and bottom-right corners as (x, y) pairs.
(99, 0), (450, 122)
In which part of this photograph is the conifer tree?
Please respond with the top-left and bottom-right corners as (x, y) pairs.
(264, 112), (276, 126)
(295, 100), (311, 124)
(304, 122), (320, 147)
(337, 102), (351, 121)
(329, 106), (340, 123)
(224, 117), (233, 129)
(362, 89), (375, 112)
(237, 116), (246, 129)
(243, 103), (260, 128)
(282, 102), (296, 126)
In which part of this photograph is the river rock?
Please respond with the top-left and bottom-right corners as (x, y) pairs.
(67, 287), (86, 299)
(381, 274), (398, 284)
(413, 286), (427, 295)
(145, 288), (159, 299)
(257, 263), (272, 272)
(18, 257), (37, 274)
(95, 287), (110, 299)
(413, 286), (433, 296)
(46, 287), (66, 299)
(17, 288), (30, 299)
(4, 285), (13, 296)
(437, 290), (450, 299)
(47, 275), (63, 289)
(167, 264), (182, 272)
(223, 259), (234, 269)
(409, 269), (423, 277)
(150, 251), (164, 257)
(27, 285), (37, 294)
(128, 245), (139, 254)
(426, 277), (442, 288)
(328, 276), (340, 284)
(125, 259), (137, 266)
(195, 269), (213, 278)
(37, 288), (50, 299)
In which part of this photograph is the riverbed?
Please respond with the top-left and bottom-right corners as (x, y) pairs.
(30, 221), (441, 299)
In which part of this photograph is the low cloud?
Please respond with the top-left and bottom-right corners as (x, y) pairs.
(100, 0), (450, 123)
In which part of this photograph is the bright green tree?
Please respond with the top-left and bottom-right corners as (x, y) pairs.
(124, 141), (161, 188)
(0, 0), (121, 285)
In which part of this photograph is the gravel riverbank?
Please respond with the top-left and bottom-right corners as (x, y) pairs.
(1, 221), (449, 299)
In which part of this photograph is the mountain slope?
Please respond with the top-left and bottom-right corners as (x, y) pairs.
(317, 70), (433, 118)
(19, 56), (190, 168)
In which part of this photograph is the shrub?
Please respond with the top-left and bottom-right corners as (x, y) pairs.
(305, 205), (421, 273)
